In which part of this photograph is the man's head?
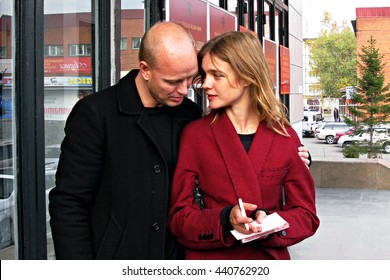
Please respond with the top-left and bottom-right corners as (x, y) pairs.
(136, 22), (198, 108)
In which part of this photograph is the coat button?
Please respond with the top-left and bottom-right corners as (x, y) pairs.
(152, 222), (161, 231)
(280, 230), (287, 237)
(153, 165), (162, 174)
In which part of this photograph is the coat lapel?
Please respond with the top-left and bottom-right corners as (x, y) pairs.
(210, 112), (266, 205)
(248, 121), (275, 176)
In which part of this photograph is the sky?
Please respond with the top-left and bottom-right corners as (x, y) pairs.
(302, 0), (390, 38)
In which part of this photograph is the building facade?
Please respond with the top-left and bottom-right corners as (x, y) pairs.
(354, 7), (390, 86)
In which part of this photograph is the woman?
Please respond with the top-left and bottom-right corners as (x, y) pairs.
(167, 31), (319, 260)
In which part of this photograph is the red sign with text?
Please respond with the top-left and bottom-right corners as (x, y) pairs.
(169, 0), (207, 50)
(263, 39), (277, 87)
(210, 6), (236, 39)
(280, 45), (290, 94)
(44, 57), (92, 76)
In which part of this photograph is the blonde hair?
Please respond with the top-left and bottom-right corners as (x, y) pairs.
(194, 31), (290, 136)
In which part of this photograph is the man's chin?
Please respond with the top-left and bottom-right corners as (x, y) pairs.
(167, 97), (184, 107)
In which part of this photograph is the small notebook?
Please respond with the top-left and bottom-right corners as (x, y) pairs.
(230, 212), (289, 243)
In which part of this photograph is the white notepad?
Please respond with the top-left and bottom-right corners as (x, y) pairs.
(230, 212), (289, 243)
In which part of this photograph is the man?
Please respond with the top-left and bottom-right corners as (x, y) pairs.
(49, 21), (310, 260)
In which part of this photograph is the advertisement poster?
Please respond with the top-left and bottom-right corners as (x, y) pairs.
(279, 45), (290, 94)
(263, 38), (277, 87)
(44, 89), (79, 121)
(44, 57), (92, 76)
(209, 5), (236, 39)
(169, 0), (207, 50)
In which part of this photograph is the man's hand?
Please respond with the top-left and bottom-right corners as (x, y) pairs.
(298, 146), (311, 167)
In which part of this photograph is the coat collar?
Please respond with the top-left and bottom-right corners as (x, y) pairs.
(209, 111), (275, 203)
(117, 69), (144, 115)
(115, 69), (198, 167)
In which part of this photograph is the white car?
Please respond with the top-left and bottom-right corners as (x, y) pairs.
(302, 111), (324, 137)
(338, 127), (390, 153)
(45, 144), (61, 171)
(315, 122), (351, 144)
(0, 174), (14, 249)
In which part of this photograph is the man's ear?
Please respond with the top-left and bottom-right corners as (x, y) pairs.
(139, 61), (151, 81)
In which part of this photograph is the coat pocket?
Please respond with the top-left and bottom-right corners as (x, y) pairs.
(261, 167), (289, 178)
(95, 216), (124, 259)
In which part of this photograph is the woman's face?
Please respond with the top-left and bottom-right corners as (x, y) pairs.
(201, 53), (249, 110)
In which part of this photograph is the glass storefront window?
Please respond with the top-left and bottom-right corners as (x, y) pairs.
(264, 1), (271, 39)
(120, 0), (145, 78)
(0, 0), (16, 259)
(254, 0), (258, 33)
(275, 9), (280, 43)
(43, 1), (93, 259)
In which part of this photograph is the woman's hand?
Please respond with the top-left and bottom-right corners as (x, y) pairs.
(229, 202), (262, 234)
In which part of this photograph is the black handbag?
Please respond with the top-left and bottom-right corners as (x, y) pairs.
(193, 177), (205, 210)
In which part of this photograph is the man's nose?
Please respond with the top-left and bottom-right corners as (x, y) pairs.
(177, 80), (190, 95)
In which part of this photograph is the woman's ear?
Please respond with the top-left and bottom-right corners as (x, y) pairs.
(239, 78), (251, 88)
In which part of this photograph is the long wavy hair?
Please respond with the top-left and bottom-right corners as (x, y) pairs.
(193, 31), (290, 137)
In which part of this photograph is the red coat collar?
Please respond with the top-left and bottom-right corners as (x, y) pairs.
(209, 111), (275, 204)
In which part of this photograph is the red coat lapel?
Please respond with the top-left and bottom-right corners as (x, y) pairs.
(248, 121), (275, 176)
(210, 111), (265, 205)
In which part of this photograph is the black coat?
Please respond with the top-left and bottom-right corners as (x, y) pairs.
(49, 70), (202, 259)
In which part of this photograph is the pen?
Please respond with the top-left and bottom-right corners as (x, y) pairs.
(238, 198), (250, 230)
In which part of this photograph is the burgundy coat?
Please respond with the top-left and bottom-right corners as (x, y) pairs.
(168, 111), (320, 260)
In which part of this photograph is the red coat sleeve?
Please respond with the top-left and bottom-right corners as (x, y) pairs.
(167, 121), (236, 250)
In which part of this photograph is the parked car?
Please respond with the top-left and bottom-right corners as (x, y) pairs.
(0, 144), (59, 249)
(0, 171), (56, 250)
(335, 128), (355, 143)
(315, 122), (351, 144)
(302, 111), (324, 137)
(0, 140), (13, 174)
(338, 126), (390, 153)
(0, 174), (14, 249)
(45, 144), (61, 171)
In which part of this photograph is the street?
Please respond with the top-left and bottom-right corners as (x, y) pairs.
(301, 135), (390, 163)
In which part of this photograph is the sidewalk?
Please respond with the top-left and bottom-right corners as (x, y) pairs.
(289, 187), (390, 259)
(292, 137), (390, 259)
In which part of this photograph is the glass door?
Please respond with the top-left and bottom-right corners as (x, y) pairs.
(43, 1), (93, 259)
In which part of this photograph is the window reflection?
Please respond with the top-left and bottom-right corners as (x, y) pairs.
(264, 2), (270, 39)
(43, 1), (93, 260)
(0, 0), (16, 258)
(120, 0), (145, 78)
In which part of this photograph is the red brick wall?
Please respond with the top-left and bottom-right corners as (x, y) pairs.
(356, 17), (390, 87)
(120, 18), (144, 72)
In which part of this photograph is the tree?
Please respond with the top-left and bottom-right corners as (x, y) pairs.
(343, 36), (390, 159)
(307, 12), (357, 98)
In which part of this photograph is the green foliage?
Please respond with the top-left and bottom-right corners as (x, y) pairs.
(344, 36), (390, 159)
(307, 12), (357, 98)
(342, 142), (361, 158)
